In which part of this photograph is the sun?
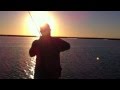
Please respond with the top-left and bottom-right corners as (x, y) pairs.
(27, 11), (56, 36)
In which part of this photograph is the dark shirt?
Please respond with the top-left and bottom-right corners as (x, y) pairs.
(29, 36), (70, 79)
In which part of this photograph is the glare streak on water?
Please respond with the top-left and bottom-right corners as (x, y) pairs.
(28, 57), (36, 79)
(0, 36), (120, 79)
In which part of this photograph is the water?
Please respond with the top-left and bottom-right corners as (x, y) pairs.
(0, 36), (120, 79)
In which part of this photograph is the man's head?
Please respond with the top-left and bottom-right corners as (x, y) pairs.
(40, 23), (51, 37)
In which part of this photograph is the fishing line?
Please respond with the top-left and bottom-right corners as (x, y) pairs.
(28, 11), (41, 36)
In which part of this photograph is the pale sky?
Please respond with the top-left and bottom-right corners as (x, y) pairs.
(0, 11), (120, 38)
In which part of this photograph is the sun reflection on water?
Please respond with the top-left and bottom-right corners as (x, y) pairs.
(29, 56), (36, 79)
(24, 56), (36, 79)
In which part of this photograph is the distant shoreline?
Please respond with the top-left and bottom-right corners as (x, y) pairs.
(0, 35), (37, 37)
(0, 34), (120, 40)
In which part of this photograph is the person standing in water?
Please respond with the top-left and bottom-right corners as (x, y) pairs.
(29, 23), (70, 79)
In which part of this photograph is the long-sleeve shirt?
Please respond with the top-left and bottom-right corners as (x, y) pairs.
(29, 36), (70, 78)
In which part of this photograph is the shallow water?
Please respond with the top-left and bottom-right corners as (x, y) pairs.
(0, 36), (120, 79)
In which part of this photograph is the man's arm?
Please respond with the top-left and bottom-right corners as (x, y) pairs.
(55, 38), (70, 52)
(29, 40), (38, 57)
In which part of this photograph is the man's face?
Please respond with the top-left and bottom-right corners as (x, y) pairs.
(40, 29), (51, 36)
(40, 24), (51, 36)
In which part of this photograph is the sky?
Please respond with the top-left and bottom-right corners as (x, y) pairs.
(0, 11), (120, 38)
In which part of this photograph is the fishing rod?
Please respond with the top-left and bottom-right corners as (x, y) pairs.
(28, 11), (39, 78)
(28, 11), (41, 36)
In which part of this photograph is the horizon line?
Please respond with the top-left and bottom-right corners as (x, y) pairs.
(0, 34), (120, 40)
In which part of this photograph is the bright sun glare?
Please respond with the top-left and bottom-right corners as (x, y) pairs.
(26, 11), (56, 36)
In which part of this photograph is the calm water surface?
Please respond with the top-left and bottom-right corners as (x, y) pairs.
(0, 36), (120, 79)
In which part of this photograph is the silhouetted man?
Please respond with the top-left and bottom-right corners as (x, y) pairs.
(29, 23), (70, 79)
